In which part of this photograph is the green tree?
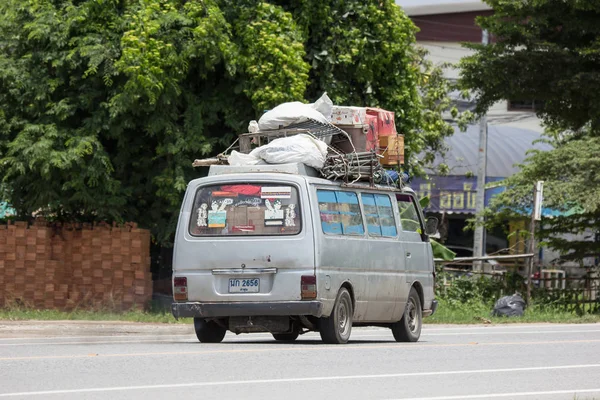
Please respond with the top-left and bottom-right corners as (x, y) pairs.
(459, 0), (600, 262)
(0, 0), (457, 245)
(273, 0), (457, 170)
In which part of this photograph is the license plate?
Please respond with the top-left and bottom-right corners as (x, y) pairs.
(229, 278), (260, 293)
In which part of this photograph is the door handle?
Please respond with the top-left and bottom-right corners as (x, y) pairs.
(406, 252), (412, 258)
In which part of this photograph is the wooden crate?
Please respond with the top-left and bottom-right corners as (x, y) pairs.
(378, 134), (405, 166)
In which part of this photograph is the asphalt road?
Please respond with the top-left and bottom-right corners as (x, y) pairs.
(1, 321), (599, 400)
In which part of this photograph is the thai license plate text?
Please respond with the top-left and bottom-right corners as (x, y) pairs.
(229, 278), (260, 293)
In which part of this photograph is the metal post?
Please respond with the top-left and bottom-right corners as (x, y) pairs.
(472, 29), (489, 273)
(526, 181), (543, 305)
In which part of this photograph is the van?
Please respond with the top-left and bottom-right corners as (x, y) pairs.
(171, 163), (438, 344)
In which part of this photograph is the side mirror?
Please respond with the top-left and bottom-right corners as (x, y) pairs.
(425, 217), (438, 236)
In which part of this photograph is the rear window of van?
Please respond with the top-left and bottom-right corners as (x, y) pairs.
(189, 183), (301, 236)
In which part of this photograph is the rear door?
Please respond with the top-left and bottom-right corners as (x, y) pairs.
(173, 176), (315, 303)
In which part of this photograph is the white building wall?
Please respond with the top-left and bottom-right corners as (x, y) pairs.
(418, 41), (544, 133)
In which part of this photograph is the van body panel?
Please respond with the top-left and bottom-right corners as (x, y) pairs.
(310, 184), (409, 323)
(173, 174), (315, 303)
(172, 168), (437, 332)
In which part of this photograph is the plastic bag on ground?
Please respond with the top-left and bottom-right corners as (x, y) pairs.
(257, 93), (333, 131)
(492, 294), (526, 317)
(249, 134), (328, 169)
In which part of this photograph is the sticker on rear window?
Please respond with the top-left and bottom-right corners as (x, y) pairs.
(208, 199), (232, 228)
(285, 204), (296, 227)
(232, 225), (255, 233)
(196, 203), (208, 227)
(261, 186), (291, 199)
(264, 199), (284, 225)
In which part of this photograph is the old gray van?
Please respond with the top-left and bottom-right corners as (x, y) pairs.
(171, 163), (438, 344)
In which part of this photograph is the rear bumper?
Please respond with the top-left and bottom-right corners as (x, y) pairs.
(423, 300), (439, 317)
(171, 301), (323, 319)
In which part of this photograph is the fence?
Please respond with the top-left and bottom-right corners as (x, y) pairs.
(0, 220), (152, 311)
(436, 257), (600, 315)
(532, 270), (599, 315)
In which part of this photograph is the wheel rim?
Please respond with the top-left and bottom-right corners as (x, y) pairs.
(336, 296), (351, 338)
(407, 298), (419, 333)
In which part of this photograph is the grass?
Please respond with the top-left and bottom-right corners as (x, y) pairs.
(427, 298), (600, 324)
(0, 300), (191, 324)
(1, 298), (598, 325)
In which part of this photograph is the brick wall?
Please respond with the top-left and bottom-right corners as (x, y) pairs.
(0, 220), (152, 310)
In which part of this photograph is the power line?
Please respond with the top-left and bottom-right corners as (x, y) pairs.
(416, 24), (484, 36)
(412, 17), (482, 31)
(418, 43), (474, 53)
(416, 31), (485, 41)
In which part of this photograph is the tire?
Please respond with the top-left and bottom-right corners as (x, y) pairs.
(319, 287), (353, 344)
(272, 332), (299, 342)
(391, 287), (422, 342)
(194, 318), (226, 343)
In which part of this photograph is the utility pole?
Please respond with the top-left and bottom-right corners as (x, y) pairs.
(526, 181), (544, 305)
(472, 29), (489, 273)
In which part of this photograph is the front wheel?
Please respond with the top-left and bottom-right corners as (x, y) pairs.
(194, 318), (226, 343)
(391, 287), (422, 342)
(319, 287), (353, 344)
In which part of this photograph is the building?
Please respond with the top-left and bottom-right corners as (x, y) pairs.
(411, 125), (552, 257)
(396, 0), (554, 263)
(397, 0), (543, 133)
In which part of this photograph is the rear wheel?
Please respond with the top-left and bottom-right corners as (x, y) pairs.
(319, 287), (353, 344)
(272, 332), (299, 342)
(391, 287), (422, 342)
(194, 318), (226, 343)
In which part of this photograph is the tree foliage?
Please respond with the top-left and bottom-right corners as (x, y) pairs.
(0, 0), (457, 244)
(459, 0), (600, 262)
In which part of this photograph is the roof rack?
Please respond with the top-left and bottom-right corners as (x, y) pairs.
(238, 118), (349, 153)
(193, 118), (404, 190)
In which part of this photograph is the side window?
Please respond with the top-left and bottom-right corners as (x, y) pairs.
(397, 194), (423, 233)
(317, 190), (364, 236)
(361, 193), (397, 237)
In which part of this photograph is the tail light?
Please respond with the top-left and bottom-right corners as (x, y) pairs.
(173, 277), (188, 301)
(301, 275), (317, 300)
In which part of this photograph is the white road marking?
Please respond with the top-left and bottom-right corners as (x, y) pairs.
(1, 329), (599, 346)
(387, 388), (600, 400)
(1, 364), (599, 397)
(0, 338), (199, 346)
(0, 334), (192, 341)
(1, 323), (598, 341)
(421, 323), (600, 331)
(422, 329), (600, 336)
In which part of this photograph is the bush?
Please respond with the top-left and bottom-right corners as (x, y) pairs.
(436, 267), (511, 307)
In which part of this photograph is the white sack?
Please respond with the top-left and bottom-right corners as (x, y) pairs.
(310, 92), (333, 121)
(227, 150), (262, 166)
(257, 92), (333, 131)
(247, 120), (259, 133)
(249, 134), (328, 169)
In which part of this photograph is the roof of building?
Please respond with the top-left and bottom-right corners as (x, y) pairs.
(428, 124), (553, 178)
(396, 0), (491, 16)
